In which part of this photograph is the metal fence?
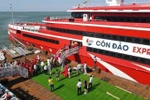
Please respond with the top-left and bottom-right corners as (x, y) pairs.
(0, 66), (28, 78)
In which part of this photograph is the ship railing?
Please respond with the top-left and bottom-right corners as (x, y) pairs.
(125, 1), (150, 5)
(44, 16), (72, 21)
(72, 3), (107, 8)
(0, 66), (28, 78)
(59, 46), (79, 64)
(72, 1), (150, 8)
(23, 25), (40, 32)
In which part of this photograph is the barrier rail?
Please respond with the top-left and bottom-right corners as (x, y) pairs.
(59, 46), (79, 64)
(0, 66), (28, 78)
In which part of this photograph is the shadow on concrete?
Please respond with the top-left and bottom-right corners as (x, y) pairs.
(2, 77), (27, 88)
(10, 87), (39, 100)
(101, 77), (111, 83)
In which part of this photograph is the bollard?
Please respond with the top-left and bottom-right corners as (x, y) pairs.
(97, 68), (101, 74)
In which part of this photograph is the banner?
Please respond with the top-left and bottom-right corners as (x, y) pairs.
(83, 36), (150, 59)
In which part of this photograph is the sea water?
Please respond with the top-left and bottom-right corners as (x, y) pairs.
(0, 12), (70, 48)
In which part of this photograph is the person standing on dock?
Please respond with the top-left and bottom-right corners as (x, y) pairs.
(77, 79), (82, 95)
(84, 62), (87, 74)
(61, 58), (65, 70)
(44, 64), (48, 75)
(89, 75), (93, 89)
(47, 57), (52, 75)
(84, 80), (88, 94)
(33, 63), (37, 76)
(37, 53), (40, 62)
(55, 69), (60, 81)
(48, 77), (54, 92)
(77, 64), (82, 75)
(40, 60), (44, 73)
(68, 66), (72, 78)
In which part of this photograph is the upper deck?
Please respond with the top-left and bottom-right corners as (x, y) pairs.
(42, 17), (150, 31)
(68, 4), (150, 13)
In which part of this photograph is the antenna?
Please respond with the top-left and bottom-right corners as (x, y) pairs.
(10, 4), (14, 24)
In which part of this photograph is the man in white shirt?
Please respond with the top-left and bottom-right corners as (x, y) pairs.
(40, 61), (44, 72)
(77, 79), (82, 95)
(89, 75), (93, 89)
(44, 64), (47, 75)
(68, 66), (72, 78)
(33, 64), (37, 76)
(84, 62), (87, 74)
(47, 58), (52, 75)
(37, 54), (40, 62)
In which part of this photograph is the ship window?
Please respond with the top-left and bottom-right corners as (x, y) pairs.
(105, 35), (111, 39)
(134, 38), (141, 43)
(120, 36), (125, 41)
(46, 26), (149, 46)
(112, 35), (117, 40)
(23, 34), (59, 44)
(126, 37), (132, 42)
(17, 30), (21, 34)
(143, 39), (150, 45)
(86, 47), (149, 65)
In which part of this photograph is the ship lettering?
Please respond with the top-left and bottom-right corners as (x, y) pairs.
(112, 43), (129, 51)
(133, 46), (150, 55)
(96, 40), (110, 48)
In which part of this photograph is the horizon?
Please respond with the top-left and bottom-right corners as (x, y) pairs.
(0, 0), (147, 12)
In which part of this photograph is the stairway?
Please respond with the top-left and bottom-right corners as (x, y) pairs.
(53, 45), (79, 65)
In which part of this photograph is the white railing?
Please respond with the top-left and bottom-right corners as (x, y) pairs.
(23, 25), (40, 32)
(0, 66), (28, 78)
(44, 16), (71, 21)
(73, 3), (107, 8)
(59, 46), (79, 64)
(72, 1), (150, 8)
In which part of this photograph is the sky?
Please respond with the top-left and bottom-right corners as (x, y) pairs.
(0, 0), (147, 12)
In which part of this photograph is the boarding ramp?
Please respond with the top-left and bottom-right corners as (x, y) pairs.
(3, 46), (21, 59)
(0, 66), (28, 78)
(3, 46), (33, 59)
(55, 46), (79, 64)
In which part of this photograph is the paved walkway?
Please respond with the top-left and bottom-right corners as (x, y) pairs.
(69, 61), (150, 100)
(91, 71), (150, 100)
(1, 65), (150, 100)
(2, 76), (62, 100)
(1, 52), (150, 100)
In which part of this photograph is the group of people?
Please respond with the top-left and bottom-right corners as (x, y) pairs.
(77, 75), (93, 95)
(47, 68), (60, 92)
(0, 60), (20, 69)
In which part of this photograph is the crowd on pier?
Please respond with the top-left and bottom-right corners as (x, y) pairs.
(0, 43), (99, 97)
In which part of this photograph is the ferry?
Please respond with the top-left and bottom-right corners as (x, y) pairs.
(8, 0), (150, 85)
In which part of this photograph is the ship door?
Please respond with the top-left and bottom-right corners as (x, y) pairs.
(70, 40), (82, 47)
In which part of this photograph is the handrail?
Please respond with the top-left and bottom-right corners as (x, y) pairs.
(44, 16), (71, 21)
(72, 1), (150, 8)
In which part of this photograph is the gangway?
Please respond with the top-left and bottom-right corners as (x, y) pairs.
(3, 45), (33, 59)
(3, 46), (21, 59)
(54, 45), (80, 65)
